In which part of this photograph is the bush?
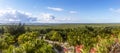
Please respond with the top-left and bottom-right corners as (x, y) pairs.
(5, 23), (25, 36)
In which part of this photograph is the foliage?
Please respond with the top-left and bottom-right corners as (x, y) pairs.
(0, 33), (14, 49)
(18, 31), (39, 44)
(5, 23), (25, 36)
(46, 30), (63, 42)
(1, 24), (120, 53)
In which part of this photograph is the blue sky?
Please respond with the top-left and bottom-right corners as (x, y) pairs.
(0, 0), (120, 23)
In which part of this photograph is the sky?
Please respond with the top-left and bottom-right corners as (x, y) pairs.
(0, 0), (120, 23)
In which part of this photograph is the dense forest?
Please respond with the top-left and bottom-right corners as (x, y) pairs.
(1, 23), (120, 53)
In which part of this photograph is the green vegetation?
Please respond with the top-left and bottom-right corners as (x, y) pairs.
(1, 23), (120, 53)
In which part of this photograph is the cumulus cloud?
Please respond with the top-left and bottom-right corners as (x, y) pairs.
(36, 13), (56, 22)
(36, 13), (71, 23)
(47, 7), (63, 11)
(109, 8), (120, 13)
(0, 8), (70, 23)
(69, 11), (77, 14)
(0, 9), (36, 23)
(41, 13), (55, 20)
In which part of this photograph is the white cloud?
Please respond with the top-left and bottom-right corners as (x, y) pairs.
(109, 8), (120, 13)
(47, 7), (63, 11)
(0, 8), (70, 23)
(36, 13), (55, 22)
(0, 9), (36, 23)
(69, 11), (77, 14)
(41, 13), (55, 20)
(36, 13), (71, 23)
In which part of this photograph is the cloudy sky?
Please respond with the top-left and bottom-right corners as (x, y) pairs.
(0, 0), (120, 23)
